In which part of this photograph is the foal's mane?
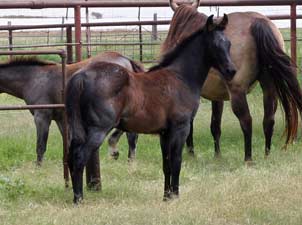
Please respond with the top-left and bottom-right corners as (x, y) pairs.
(161, 5), (207, 54)
(148, 26), (204, 72)
(0, 56), (57, 68)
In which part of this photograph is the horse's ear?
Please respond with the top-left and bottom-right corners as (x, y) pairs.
(206, 15), (215, 32)
(218, 14), (228, 30)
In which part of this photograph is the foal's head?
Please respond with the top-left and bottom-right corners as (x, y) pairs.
(203, 14), (236, 81)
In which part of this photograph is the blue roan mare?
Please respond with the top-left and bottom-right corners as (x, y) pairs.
(66, 15), (236, 203)
(164, 0), (302, 161)
(0, 51), (143, 166)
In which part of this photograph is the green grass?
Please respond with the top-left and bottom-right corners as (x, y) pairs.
(0, 85), (302, 224)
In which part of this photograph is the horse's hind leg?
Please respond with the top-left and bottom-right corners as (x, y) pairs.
(86, 150), (101, 191)
(108, 129), (124, 159)
(185, 119), (195, 155)
(211, 100), (224, 158)
(126, 132), (138, 161)
(34, 111), (51, 166)
(259, 78), (278, 156)
(69, 127), (108, 203)
(230, 91), (252, 161)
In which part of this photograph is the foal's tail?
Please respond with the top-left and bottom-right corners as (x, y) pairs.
(251, 18), (302, 145)
(65, 73), (87, 145)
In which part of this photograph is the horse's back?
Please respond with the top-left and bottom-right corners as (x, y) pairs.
(91, 51), (144, 73)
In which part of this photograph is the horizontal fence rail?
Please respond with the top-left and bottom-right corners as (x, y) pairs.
(0, 0), (301, 8)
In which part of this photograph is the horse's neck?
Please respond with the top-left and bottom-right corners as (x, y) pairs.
(167, 34), (210, 94)
(0, 67), (30, 98)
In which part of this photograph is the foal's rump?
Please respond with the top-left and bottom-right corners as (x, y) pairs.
(66, 62), (131, 141)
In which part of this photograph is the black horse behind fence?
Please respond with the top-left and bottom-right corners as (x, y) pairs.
(0, 51), (143, 166)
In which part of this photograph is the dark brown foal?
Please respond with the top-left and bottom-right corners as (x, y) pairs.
(66, 15), (236, 203)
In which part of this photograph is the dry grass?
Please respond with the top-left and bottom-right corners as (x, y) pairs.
(0, 87), (302, 224)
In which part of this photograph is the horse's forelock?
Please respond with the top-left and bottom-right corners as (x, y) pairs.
(161, 5), (207, 54)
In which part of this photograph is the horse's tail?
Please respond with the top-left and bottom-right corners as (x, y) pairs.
(65, 72), (87, 145)
(251, 18), (302, 145)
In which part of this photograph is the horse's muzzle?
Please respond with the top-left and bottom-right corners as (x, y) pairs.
(225, 67), (237, 81)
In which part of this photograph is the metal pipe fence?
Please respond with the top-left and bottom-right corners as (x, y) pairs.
(0, 17), (300, 64)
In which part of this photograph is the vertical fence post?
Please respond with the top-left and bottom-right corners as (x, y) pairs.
(47, 30), (50, 45)
(139, 25), (143, 62)
(85, 0), (91, 58)
(66, 26), (73, 64)
(290, 2), (297, 70)
(61, 51), (69, 188)
(60, 17), (65, 42)
(152, 13), (158, 41)
(8, 21), (13, 60)
(74, 5), (82, 62)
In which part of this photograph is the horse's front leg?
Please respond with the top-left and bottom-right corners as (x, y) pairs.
(69, 127), (108, 204)
(126, 132), (138, 161)
(160, 123), (190, 200)
(230, 90), (252, 161)
(160, 133), (172, 200)
(211, 100), (224, 157)
(34, 111), (51, 166)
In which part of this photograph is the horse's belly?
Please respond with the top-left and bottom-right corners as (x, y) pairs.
(120, 110), (167, 134)
(121, 117), (165, 134)
(201, 71), (230, 101)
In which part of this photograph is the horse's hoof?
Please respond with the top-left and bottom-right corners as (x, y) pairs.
(87, 181), (101, 192)
(163, 191), (172, 201)
(214, 152), (221, 159)
(110, 152), (119, 160)
(245, 160), (255, 167)
(163, 192), (179, 201)
(127, 156), (136, 162)
(73, 195), (83, 204)
(36, 160), (42, 167)
(65, 181), (70, 188)
(187, 147), (195, 156)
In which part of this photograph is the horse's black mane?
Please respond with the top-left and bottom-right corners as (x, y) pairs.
(148, 26), (205, 72)
(0, 56), (57, 68)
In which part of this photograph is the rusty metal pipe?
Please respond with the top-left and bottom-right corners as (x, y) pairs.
(1, 14), (300, 32)
(291, 3), (297, 67)
(0, 104), (65, 110)
(66, 26), (73, 64)
(0, 0), (302, 9)
(0, 49), (66, 56)
(74, 6), (82, 62)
